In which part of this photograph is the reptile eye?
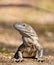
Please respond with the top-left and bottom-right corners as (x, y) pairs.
(23, 24), (25, 26)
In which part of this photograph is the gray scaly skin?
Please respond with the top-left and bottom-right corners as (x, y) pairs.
(13, 23), (44, 62)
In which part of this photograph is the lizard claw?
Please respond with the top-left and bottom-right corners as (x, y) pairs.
(13, 58), (24, 62)
(37, 58), (44, 62)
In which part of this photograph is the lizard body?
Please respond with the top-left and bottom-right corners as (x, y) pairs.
(13, 23), (44, 62)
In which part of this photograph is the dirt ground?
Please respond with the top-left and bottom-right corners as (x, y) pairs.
(0, 54), (54, 65)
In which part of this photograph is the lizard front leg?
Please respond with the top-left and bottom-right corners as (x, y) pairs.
(13, 44), (24, 62)
(35, 47), (44, 62)
(35, 41), (44, 62)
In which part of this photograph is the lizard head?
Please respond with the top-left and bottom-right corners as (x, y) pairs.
(13, 23), (37, 37)
(14, 23), (30, 32)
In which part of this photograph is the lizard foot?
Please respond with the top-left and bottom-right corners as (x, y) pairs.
(13, 58), (24, 62)
(37, 58), (44, 62)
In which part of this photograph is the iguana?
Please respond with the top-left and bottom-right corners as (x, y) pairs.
(13, 23), (44, 62)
